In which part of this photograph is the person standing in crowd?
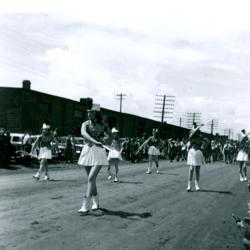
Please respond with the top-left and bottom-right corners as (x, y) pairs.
(223, 140), (233, 164)
(129, 138), (139, 163)
(175, 139), (182, 162)
(4, 131), (11, 167)
(107, 128), (123, 183)
(31, 123), (56, 181)
(0, 129), (11, 167)
(121, 138), (130, 161)
(168, 138), (176, 162)
(186, 122), (205, 191)
(22, 132), (32, 153)
(237, 129), (250, 182)
(77, 105), (111, 214)
(137, 128), (163, 174)
(64, 135), (75, 163)
(180, 138), (188, 161)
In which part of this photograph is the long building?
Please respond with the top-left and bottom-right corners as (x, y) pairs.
(0, 81), (194, 139)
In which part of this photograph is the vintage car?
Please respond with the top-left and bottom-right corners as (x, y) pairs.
(10, 133), (24, 149)
(74, 137), (84, 157)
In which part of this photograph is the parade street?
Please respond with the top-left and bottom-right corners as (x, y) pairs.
(0, 160), (248, 250)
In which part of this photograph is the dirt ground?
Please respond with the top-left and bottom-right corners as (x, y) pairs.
(0, 160), (248, 250)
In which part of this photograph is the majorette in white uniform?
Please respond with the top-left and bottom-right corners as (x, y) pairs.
(107, 128), (123, 182)
(186, 123), (205, 192)
(31, 123), (55, 181)
(236, 129), (249, 182)
(137, 128), (162, 174)
(78, 104), (111, 214)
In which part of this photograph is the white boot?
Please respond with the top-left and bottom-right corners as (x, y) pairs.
(78, 197), (91, 214)
(186, 181), (191, 192)
(32, 172), (40, 180)
(91, 194), (99, 210)
(44, 174), (50, 181)
(240, 174), (244, 182)
(195, 180), (200, 191)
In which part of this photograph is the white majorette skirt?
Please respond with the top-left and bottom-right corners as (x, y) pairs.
(237, 150), (248, 162)
(148, 146), (160, 156)
(78, 144), (109, 166)
(187, 148), (204, 166)
(38, 147), (52, 160)
(107, 149), (122, 161)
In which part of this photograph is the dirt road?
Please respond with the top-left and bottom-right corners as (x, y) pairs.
(0, 160), (248, 250)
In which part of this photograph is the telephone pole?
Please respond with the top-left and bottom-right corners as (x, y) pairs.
(116, 93), (126, 113)
(186, 112), (202, 129)
(224, 128), (233, 139)
(154, 94), (175, 123)
(179, 117), (184, 127)
(116, 93), (126, 136)
(206, 119), (219, 135)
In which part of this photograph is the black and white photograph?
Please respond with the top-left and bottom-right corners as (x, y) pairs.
(1, 0), (250, 249)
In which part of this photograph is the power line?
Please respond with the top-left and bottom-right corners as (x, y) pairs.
(206, 119), (219, 135)
(154, 94), (175, 123)
(186, 112), (202, 129)
(116, 93), (126, 113)
(179, 117), (184, 127)
(115, 93), (126, 137)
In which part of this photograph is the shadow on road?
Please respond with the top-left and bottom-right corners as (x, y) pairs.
(90, 208), (152, 219)
(0, 165), (21, 170)
(199, 189), (232, 195)
(118, 181), (143, 184)
(165, 173), (180, 176)
(47, 179), (77, 182)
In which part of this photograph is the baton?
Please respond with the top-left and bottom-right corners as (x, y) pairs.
(102, 145), (114, 151)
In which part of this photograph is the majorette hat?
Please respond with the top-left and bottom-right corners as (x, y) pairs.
(111, 128), (119, 133)
(87, 103), (101, 112)
(42, 123), (51, 129)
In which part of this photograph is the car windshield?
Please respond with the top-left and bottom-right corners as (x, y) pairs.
(58, 137), (67, 143)
(12, 136), (21, 142)
(75, 138), (84, 144)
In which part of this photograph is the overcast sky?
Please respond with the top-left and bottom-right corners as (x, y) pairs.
(1, 0), (250, 138)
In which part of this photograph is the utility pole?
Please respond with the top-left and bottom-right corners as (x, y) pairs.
(237, 133), (241, 141)
(186, 112), (202, 129)
(224, 128), (233, 139)
(206, 119), (219, 135)
(161, 95), (166, 123)
(179, 117), (184, 127)
(116, 93), (126, 136)
(116, 93), (126, 113)
(154, 94), (175, 123)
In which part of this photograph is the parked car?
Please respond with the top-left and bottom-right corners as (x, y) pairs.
(10, 133), (24, 149)
(56, 136), (84, 160)
(56, 136), (68, 158)
(74, 137), (84, 157)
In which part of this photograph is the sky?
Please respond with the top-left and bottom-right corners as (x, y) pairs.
(1, 0), (250, 138)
